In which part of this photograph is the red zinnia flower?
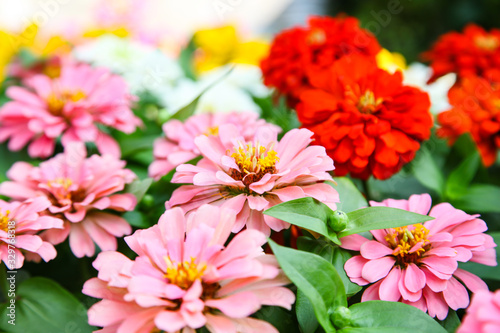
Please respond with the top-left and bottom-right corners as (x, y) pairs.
(260, 15), (381, 101)
(423, 24), (500, 83)
(296, 54), (432, 180)
(437, 71), (500, 166)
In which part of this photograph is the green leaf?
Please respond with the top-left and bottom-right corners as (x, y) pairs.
(122, 210), (149, 228)
(269, 240), (346, 333)
(346, 301), (447, 333)
(254, 305), (300, 333)
(339, 207), (434, 238)
(458, 232), (500, 280)
(296, 290), (320, 333)
(297, 237), (361, 297)
(0, 144), (31, 184)
(412, 149), (445, 197)
(119, 135), (157, 158)
(333, 178), (368, 213)
(451, 184), (500, 213)
(171, 67), (234, 121)
(0, 277), (93, 333)
(125, 178), (153, 202)
(445, 152), (480, 200)
(264, 197), (340, 244)
(438, 310), (461, 333)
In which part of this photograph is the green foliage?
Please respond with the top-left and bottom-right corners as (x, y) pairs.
(0, 277), (93, 333)
(269, 240), (345, 332)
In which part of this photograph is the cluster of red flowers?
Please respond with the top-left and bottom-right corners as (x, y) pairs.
(261, 15), (381, 104)
(437, 70), (500, 166)
(423, 24), (500, 83)
(261, 16), (433, 180)
(425, 24), (500, 166)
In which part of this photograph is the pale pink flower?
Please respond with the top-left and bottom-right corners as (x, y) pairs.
(83, 204), (295, 333)
(166, 126), (339, 236)
(0, 62), (141, 158)
(0, 196), (63, 269)
(149, 112), (281, 180)
(340, 193), (497, 320)
(458, 289), (500, 333)
(0, 143), (137, 258)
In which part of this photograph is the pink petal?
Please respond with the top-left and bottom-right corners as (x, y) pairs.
(205, 292), (261, 318)
(361, 256), (395, 283)
(378, 267), (402, 302)
(442, 277), (470, 310)
(404, 263), (426, 292)
(453, 268), (488, 292)
(360, 241), (393, 259)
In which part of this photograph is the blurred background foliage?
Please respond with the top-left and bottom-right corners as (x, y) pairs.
(328, 0), (500, 63)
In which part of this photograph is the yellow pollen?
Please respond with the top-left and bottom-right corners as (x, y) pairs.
(475, 35), (499, 51)
(47, 177), (74, 201)
(385, 224), (430, 266)
(205, 126), (219, 136)
(357, 90), (384, 114)
(228, 141), (279, 187)
(46, 90), (86, 116)
(0, 210), (12, 232)
(164, 257), (206, 290)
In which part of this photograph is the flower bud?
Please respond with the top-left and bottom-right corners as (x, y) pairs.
(328, 210), (349, 232)
(330, 306), (352, 329)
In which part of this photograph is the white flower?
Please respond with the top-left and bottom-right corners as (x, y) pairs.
(73, 34), (183, 96)
(403, 63), (456, 115)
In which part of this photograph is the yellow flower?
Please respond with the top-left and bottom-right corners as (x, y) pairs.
(193, 25), (269, 74)
(0, 23), (38, 82)
(83, 27), (131, 39)
(376, 48), (407, 73)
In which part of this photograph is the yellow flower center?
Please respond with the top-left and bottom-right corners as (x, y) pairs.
(164, 257), (206, 290)
(307, 28), (327, 45)
(385, 224), (431, 266)
(357, 90), (383, 114)
(46, 90), (86, 116)
(228, 142), (279, 187)
(0, 210), (12, 232)
(475, 35), (499, 51)
(205, 126), (219, 136)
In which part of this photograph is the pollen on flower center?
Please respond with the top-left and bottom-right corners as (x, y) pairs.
(0, 210), (12, 232)
(475, 35), (499, 51)
(46, 177), (86, 206)
(385, 224), (431, 266)
(357, 90), (384, 114)
(164, 257), (206, 290)
(228, 141), (279, 187)
(204, 126), (219, 136)
(46, 90), (86, 116)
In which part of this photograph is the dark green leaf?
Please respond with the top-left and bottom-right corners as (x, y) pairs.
(125, 178), (153, 202)
(347, 301), (446, 333)
(458, 232), (500, 280)
(445, 152), (480, 200)
(0, 277), (93, 333)
(119, 135), (157, 158)
(438, 310), (460, 333)
(412, 149), (445, 197)
(452, 184), (500, 213)
(331, 247), (362, 296)
(269, 240), (345, 333)
(264, 197), (340, 244)
(333, 178), (368, 213)
(339, 207), (434, 238)
(254, 305), (300, 333)
(296, 290), (319, 333)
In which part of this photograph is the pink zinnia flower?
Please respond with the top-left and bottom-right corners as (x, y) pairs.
(0, 197), (63, 269)
(0, 62), (141, 158)
(458, 289), (500, 333)
(167, 126), (339, 236)
(83, 204), (295, 333)
(0, 143), (137, 258)
(149, 112), (281, 180)
(340, 193), (497, 320)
